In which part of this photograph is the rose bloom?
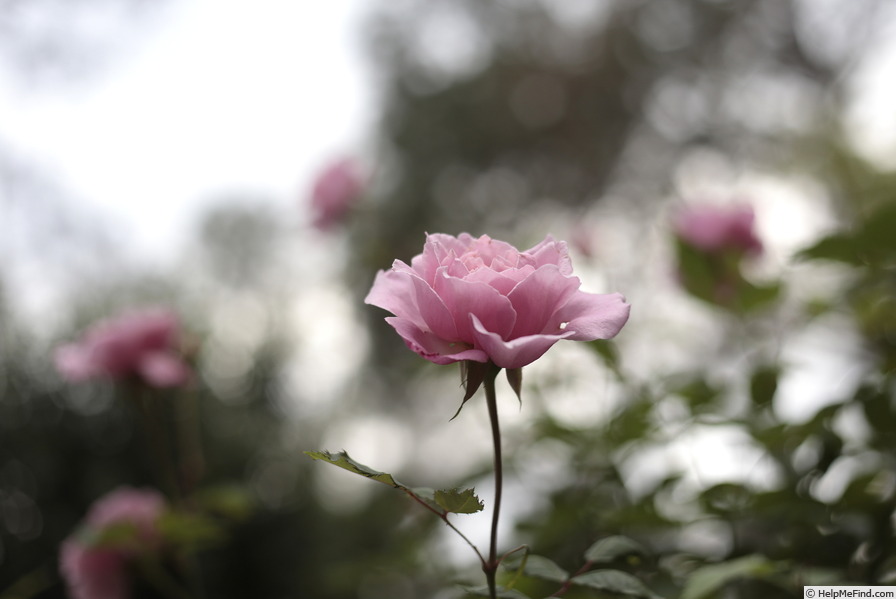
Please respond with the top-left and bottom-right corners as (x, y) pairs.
(309, 157), (364, 231)
(673, 204), (762, 255)
(60, 487), (167, 599)
(54, 308), (191, 388)
(365, 233), (630, 370)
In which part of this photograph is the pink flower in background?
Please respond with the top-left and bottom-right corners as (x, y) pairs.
(365, 233), (630, 370)
(55, 308), (192, 388)
(60, 543), (129, 599)
(673, 204), (762, 255)
(309, 157), (364, 231)
(84, 487), (166, 551)
(60, 487), (167, 599)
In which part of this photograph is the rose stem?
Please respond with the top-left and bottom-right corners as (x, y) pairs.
(483, 363), (503, 599)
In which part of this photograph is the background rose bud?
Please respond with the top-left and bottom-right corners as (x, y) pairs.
(54, 308), (192, 388)
(84, 487), (167, 551)
(365, 233), (630, 370)
(673, 203), (762, 256)
(60, 487), (167, 599)
(308, 157), (364, 231)
(671, 203), (779, 310)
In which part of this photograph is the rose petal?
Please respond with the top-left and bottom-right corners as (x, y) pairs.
(464, 235), (519, 269)
(433, 271), (517, 342)
(60, 542), (129, 599)
(522, 236), (573, 275)
(367, 268), (459, 340)
(507, 265), (581, 338)
(386, 317), (488, 365)
(552, 291), (631, 341)
(464, 266), (530, 295)
(470, 314), (573, 369)
(54, 344), (98, 382)
(137, 352), (192, 388)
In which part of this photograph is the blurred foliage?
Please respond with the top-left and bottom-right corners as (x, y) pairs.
(2, 0), (896, 598)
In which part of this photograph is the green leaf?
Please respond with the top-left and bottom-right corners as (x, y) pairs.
(589, 339), (621, 375)
(502, 554), (569, 583)
(571, 569), (660, 598)
(680, 555), (777, 599)
(749, 366), (779, 408)
(699, 483), (753, 515)
(434, 488), (484, 514)
(305, 450), (404, 488)
(737, 280), (780, 312)
(795, 567), (844, 586)
(797, 233), (859, 264)
(797, 201), (896, 267)
(157, 512), (225, 549)
(584, 536), (648, 564)
(460, 584), (531, 598)
(305, 450), (480, 514)
(194, 485), (253, 520)
(675, 378), (720, 411)
(83, 521), (141, 549)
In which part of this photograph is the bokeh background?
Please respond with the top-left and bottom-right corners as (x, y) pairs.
(3, 1), (896, 597)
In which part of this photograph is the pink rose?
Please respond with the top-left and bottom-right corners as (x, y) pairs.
(85, 487), (166, 551)
(54, 308), (191, 388)
(673, 204), (762, 255)
(308, 157), (364, 231)
(365, 233), (630, 370)
(60, 487), (167, 599)
(60, 542), (129, 599)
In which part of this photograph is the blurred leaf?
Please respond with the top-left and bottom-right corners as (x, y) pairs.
(797, 234), (860, 265)
(837, 472), (880, 508)
(798, 200), (896, 267)
(589, 340), (622, 377)
(795, 567), (845, 586)
(571, 569), (660, 598)
(502, 554), (568, 583)
(84, 521), (140, 549)
(675, 378), (720, 411)
(0, 566), (54, 599)
(681, 555), (778, 599)
(460, 584), (531, 598)
(606, 396), (654, 445)
(699, 483), (753, 515)
(675, 240), (724, 305)
(856, 384), (892, 433)
(737, 281), (781, 312)
(158, 512), (225, 549)
(194, 485), (254, 520)
(817, 430), (845, 473)
(434, 488), (484, 514)
(749, 365), (779, 408)
(584, 535), (648, 565)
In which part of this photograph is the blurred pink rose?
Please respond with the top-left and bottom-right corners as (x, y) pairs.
(673, 204), (762, 255)
(365, 233), (630, 370)
(60, 487), (167, 599)
(309, 157), (364, 231)
(85, 487), (166, 551)
(60, 543), (129, 599)
(55, 308), (191, 388)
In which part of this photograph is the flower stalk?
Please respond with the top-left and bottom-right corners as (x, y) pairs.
(482, 362), (503, 599)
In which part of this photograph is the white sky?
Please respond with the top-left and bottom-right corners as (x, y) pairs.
(2, 0), (895, 267)
(1, 0), (376, 262)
